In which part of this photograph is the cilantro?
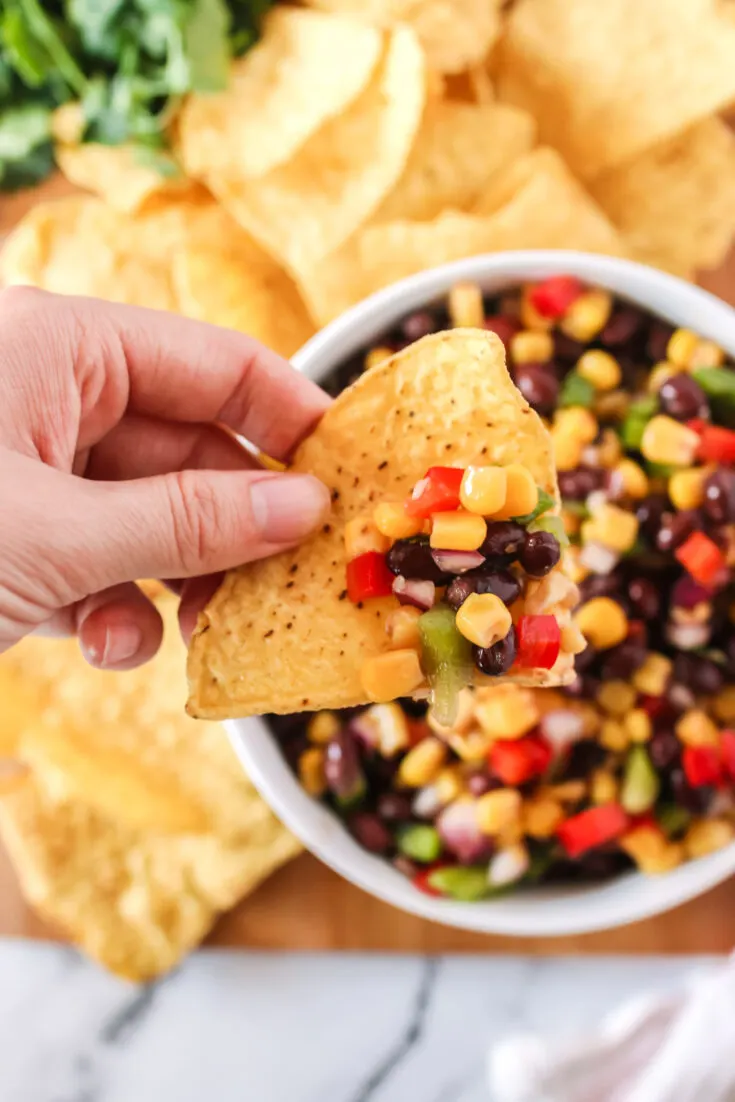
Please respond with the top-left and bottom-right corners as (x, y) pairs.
(513, 487), (555, 525)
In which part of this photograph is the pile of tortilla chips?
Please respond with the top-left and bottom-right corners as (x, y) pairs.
(3, 0), (735, 337)
(0, 589), (300, 981)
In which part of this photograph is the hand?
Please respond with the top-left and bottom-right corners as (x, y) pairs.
(0, 287), (331, 669)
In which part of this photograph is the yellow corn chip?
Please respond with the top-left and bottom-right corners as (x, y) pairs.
(187, 329), (577, 720)
(299, 148), (625, 325)
(207, 26), (426, 274)
(372, 99), (535, 223)
(497, 0), (735, 180)
(55, 142), (193, 213)
(589, 118), (735, 278)
(177, 7), (383, 180)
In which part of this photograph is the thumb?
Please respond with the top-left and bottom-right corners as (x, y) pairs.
(71, 468), (331, 590)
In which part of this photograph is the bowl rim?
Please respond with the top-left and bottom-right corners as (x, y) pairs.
(227, 248), (735, 937)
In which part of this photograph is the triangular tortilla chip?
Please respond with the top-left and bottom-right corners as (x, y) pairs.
(187, 329), (577, 719)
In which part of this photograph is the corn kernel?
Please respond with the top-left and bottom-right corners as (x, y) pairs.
(640, 414), (700, 466)
(429, 510), (486, 550)
(307, 711), (340, 744)
(428, 687), (476, 737)
(689, 338), (724, 370)
(448, 730), (492, 762)
(510, 329), (553, 364)
(668, 466), (713, 512)
(373, 501), (423, 540)
(364, 703), (411, 755)
(562, 510), (583, 540)
(496, 823), (525, 850)
(632, 653), (672, 697)
(552, 430), (584, 472)
(385, 605), (422, 650)
(591, 769), (618, 804)
(345, 516), (391, 559)
(594, 389), (630, 421)
(581, 503), (639, 553)
(684, 818), (735, 859)
(574, 597), (628, 650)
(435, 765), (465, 804)
(597, 680), (637, 716)
(456, 592), (513, 648)
(360, 649), (425, 702)
(613, 458), (649, 500)
(460, 465), (507, 516)
(547, 779), (587, 803)
(666, 328), (699, 369)
(675, 709), (720, 748)
(365, 346), (393, 371)
(494, 464), (538, 519)
(576, 349), (621, 391)
(624, 708), (652, 743)
(520, 285), (553, 330)
(647, 361), (679, 393)
(554, 407), (599, 443)
(713, 686), (735, 724)
(398, 737), (447, 787)
(597, 428), (622, 468)
(621, 826), (683, 874)
(476, 788), (521, 835)
(449, 281), (484, 328)
(474, 685), (539, 741)
(560, 289), (612, 342)
(560, 621), (587, 656)
(522, 794), (564, 838)
(600, 719), (630, 752)
(299, 747), (326, 797)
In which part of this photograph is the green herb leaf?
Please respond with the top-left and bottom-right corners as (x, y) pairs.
(427, 865), (490, 902)
(184, 0), (231, 92)
(513, 487), (555, 525)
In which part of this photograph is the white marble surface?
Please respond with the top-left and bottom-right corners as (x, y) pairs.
(0, 942), (722, 1102)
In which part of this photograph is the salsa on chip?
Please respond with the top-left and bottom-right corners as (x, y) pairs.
(187, 328), (582, 724)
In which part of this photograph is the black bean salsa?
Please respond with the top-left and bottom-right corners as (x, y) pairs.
(269, 276), (735, 902)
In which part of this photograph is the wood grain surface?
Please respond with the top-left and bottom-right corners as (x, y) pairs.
(1, 175), (734, 955)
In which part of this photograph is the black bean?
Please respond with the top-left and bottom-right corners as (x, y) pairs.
(600, 306), (643, 347)
(656, 510), (699, 553)
(659, 374), (709, 421)
(601, 641), (647, 680)
(647, 321), (674, 362)
(636, 494), (669, 542)
(579, 572), (622, 603)
(669, 768), (713, 815)
(558, 466), (605, 499)
(648, 730), (681, 771)
(627, 576), (661, 620)
(386, 536), (448, 582)
(377, 792), (414, 822)
(564, 739), (607, 778)
(445, 567), (521, 610)
(466, 771), (500, 797)
(519, 531), (561, 577)
(553, 331), (587, 362)
(349, 812), (393, 854)
(480, 521), (526, 560)
(401, 310), (437, 342)
(703, 470), (735, 524)
(673, 653), (725, 696)
(474, 626), (517, 676)
(325, 731), (364, 801)
(565, 672), (600, 698)
(514, 363), (560, 415)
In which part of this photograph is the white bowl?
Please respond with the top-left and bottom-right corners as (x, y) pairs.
(228, 249), (735, 937)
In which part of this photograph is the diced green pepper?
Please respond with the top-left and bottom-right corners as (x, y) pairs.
(514, 487), (555, 525)
(397, 824), (443, 864)
(418, 604), (473, 728)
(528, 513), (570, 549)
(693, 367), (735, 426)
(427, 865), (489, 901)
(645, 460), (683, 478)
(559, 371), (595, 409)
(619, 395), (658, 451)
(657, 803), (691, 838)
(621, 745), (660, 814)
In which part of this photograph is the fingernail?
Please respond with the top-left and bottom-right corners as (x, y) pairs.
(100, 622), (143, 667)
(250, 475), (330, 543)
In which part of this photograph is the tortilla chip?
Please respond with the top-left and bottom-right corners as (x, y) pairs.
(589, 118), (735, 278)
(299, 148), (625, 326)
(171, 208), (315, 358)
(0, 772), (299, 982)
(0, 593), (300, 980)
(372, 99), (535, 223)
(177, 7), (383, 180)
(187, 329), (575, 720)
(205, 25), (426, 273)
(55, 142), (193, 213)
(304, 0), (503, 73)
(496, 0), (735, 180)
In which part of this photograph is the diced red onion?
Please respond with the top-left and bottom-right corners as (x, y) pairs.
(668, 684), (696, 711)
(671, 577), (713, 610)
(579, 541), (619, 574)
(540, 709), (585, 751)
(412, 785), (443, 819)
(581, 444), (600, 467)
(605, 469), (625, 501)
(430, 549), (485, 574)
(665, 622), (711, 650)
(437, 801), (490, 864)
(411, 477), (429, 501)
(585, 489), (608, 515)
(710, 791), (735, 816)
(392, 575), (436, 610)
(488, 844), (529, 887)
(348, 714), (379, 750)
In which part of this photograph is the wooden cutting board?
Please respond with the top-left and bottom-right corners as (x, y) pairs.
(1, 175), (735, 955)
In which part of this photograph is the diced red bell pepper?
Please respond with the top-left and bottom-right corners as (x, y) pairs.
(489, 732), (553, 786)
(412, 862), (448, 897)
(482, 315), (520, 348)
(557, 803), (629, 859)
(515, 615), (561, 669)
(346, 551), (394, 603)
(675, 531), (727, 587)
(693, 423), (735, 464)
(405, 466), (464, 519)
(720, 731), (735, 781)
(528, 275), (584, 319)
(682, 745), (723, 788)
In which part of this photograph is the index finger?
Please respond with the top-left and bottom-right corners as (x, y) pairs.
(68, 294), (330, 461)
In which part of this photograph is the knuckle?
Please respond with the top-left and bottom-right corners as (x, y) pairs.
(0, 284), (46, 321)
(164, 470), (225, 575)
